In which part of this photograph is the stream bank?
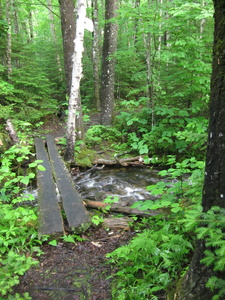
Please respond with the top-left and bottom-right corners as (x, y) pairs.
(14, 115), (163, 299)
(14, 165), (161, 300)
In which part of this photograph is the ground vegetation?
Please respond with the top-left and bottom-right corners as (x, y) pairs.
(1, 1), (224, 299)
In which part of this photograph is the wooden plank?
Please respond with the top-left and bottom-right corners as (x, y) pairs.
(46, 135), (90, 230)
(34, 137), (64, 236)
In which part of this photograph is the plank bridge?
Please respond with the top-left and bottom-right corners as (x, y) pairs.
(34, 135), (90, 236)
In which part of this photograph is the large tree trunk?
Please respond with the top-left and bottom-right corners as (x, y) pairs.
(100, 0), (118, 126)
(59, 0), (84, 141)
(64, 0), (86, 162)
(58, 0), (76, 96)
(176, 1), (225, 299)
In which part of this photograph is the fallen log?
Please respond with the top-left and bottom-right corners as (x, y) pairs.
(103, 217), (133, 230)
(94, 156), (144, 166)
(83, 199), (159, 217)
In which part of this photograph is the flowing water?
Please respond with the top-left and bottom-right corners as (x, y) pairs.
(24, 166), (161, 206)
(74, 166), (160, 206)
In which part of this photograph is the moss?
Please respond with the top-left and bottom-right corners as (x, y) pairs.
(76, 147), (97, 167)
(167, 275), (185, 300)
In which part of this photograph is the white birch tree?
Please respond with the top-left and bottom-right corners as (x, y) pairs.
(64, 0), (86, 162)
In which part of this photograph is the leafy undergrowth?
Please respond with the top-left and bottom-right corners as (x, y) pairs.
(106, 156), (205, 300)
(0, 143), (45, 299)
(1, 115), (221, 300)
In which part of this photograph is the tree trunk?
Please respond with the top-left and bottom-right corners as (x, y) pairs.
(100, 0), (118, 126)
(59, 0), (85, 141)
(92, 0), (101, 111)
(176, 1), (225, 299)
(133, 0), (140, 49)
(200, 1), (206, 39)
(64, 0), (86, 162)
(144, 33), (155, 128)
(58, 0), (76, 96)
(12, 0), (19, 35)
(75, 94), (85, 140)
(28, 9), (33, 42)
(6, 0), (12, 82)
(47, 0), (62, 74)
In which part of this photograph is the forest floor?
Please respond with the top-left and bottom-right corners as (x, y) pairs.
(15, 227), (135, 300)
(14, 113), (136, 300)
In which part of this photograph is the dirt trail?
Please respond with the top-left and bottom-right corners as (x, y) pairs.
(14, 114), (135, 299)
(15, 226), (134, 300)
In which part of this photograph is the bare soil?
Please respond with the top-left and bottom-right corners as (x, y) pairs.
(15, 226), (135, 300)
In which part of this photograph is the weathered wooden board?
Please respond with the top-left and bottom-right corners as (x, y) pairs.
(34, 137), (64, 236)
(46, 135), (90, 230)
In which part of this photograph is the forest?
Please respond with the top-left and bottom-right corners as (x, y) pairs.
(1, 0), (225, 299)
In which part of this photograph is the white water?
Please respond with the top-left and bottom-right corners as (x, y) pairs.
(75, 167), (160, 205)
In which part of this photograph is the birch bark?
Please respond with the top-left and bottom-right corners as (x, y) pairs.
(64, 0), (86, 162)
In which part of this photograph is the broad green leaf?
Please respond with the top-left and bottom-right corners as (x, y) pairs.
(20, 176), (29, 185)
(49, 240), (57, 246)
(37, 165), (46, 171)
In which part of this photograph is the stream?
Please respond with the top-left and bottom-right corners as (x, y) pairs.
(24, 166), (161, 206)
(74, 166), (160, 206)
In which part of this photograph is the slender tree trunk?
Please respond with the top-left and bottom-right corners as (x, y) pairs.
(200, 1), (206, 39)
(144, 33), (155, 128)
(11, 0), (21, 68)
(47, 0), (62, 74)
(176, 1), (225, 299)
(28, 10), (33, 41)
(92, 0), (101, 111)
(64, 0), (86, 162)
(12, 0), (19, 35)
(6, 0), (12, 82)
(133, 0), (140, 48)
(157, 0), (163, 56)
(100, 0), (118, 126)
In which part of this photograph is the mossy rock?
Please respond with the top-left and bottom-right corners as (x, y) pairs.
(76, 147), (97, 168)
